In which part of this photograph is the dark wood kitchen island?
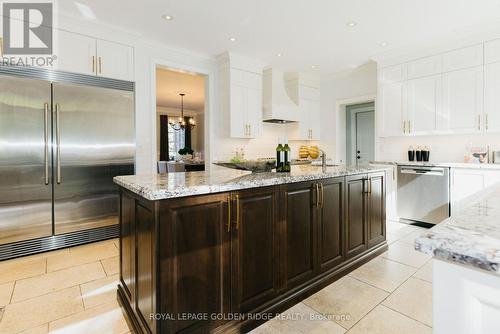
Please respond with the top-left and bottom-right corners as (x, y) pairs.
(114, 165), (389, 334)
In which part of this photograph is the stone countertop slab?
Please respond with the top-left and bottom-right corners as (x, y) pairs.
(415, 186), (500, 274)
(114, 164), (389, 201)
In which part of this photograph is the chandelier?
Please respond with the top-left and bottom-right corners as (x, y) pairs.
(169, 93), (196, 131)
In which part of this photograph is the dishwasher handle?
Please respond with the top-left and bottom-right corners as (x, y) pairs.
(400, 167), (445, 176)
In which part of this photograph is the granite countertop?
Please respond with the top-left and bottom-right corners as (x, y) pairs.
(415, 186), (500, 275)
(114, 164), (389, 201)
(372, 160), (500, 170)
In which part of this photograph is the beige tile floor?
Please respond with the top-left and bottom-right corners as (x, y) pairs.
(0, 239), (131, 334)
(251, 221), (433, 334)
(0, 221), (432, 334)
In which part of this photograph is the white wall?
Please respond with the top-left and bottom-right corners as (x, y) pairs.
(320, 62), (378, 163)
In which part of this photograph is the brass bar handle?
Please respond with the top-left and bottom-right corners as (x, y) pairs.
(44, 103), (49, 185)
(235, 194), (240, 230)
(362, 178), (368, 194)
(92, 56), (95, 73)
(408, 120), (411, 134)
(227, 195), (231, 232)
(478, 115), (481, 131)
(55, 104), (61, 184)
(315, 183), (319, 208)
(486, 114), (489, 131)
(403, 121), (406, 134)
(368, 177), (372, 194)
(320, 183), (324, 208)
(98, 57), (102, 74)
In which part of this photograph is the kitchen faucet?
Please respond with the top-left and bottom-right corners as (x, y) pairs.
(320, 150), (326, 173)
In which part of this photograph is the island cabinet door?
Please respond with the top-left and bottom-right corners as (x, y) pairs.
(280, 181), (318, 291)
(119, 190), (135, 305)
(231, 186), (280, 313)
(367, 172), (386, 248)
(159, 193), (231, 334)
(317, 177), (345, 273)
(345, 174), (369, 259)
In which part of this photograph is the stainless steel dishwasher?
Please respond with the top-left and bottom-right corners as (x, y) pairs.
(397, 165), (450, 225)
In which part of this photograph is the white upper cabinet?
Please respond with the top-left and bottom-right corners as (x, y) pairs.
(484, 38), (500, 64)
(407, 55), (442, 79)
(441, 66), (483, 133)
(442, 44), (483, 72)
(378, 42), (488, 136)
(96, 40), (134, 81)
(55, 30), (134, 81)
(378, 82), (405, 137)
(245, 87), (263, 138)
(218, 53), (264, 139)
(229, 84), (247, 138)
(285, 73), (320, 141)
(378, 64), (407, 84)
(228, 69), (263, 138)
(55, 30), (96, 76)
(406, 75), (441, 135)
(484, 62), (500, 132)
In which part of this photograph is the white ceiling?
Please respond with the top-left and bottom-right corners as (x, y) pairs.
(156, 68), (205, 111)
(60, 0), (500, 74)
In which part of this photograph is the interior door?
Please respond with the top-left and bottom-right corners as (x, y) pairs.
(0, 75), (53, 245)
(52, 82), (134, 234)
(356, 111), (375, 165)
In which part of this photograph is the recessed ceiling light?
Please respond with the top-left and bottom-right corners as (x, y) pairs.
(229, 37), (237, 42)
(311, 65), (318, 69)
(380, 41), (388, 47)
(162, 14), (173, 21)
(346, 21), (357, 27)
(276, 53), (282, 57)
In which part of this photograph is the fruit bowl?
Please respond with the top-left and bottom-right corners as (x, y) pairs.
(213, 159), (276, 173)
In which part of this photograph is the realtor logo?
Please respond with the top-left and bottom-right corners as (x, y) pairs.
(2, 2), (53, 54)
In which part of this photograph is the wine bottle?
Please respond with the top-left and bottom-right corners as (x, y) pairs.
(276, 138), (283, 172)
(283, 137), (291, 172)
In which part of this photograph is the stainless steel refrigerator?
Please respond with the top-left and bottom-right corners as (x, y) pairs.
(0, 66), (135, 259)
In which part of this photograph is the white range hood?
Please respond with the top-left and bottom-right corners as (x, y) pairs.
(262, 68), (300, 123)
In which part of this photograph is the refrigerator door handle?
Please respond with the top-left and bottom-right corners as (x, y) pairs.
(44, 102), (49, 185)
(55, 103), (61, 184)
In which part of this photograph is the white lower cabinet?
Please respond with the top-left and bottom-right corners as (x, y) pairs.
(451, 168), (500, 216)
(441, 66), (483, 133)
(434, 259), (500, 334)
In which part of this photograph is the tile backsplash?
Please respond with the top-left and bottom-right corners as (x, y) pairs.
(377, 133), (500, 163)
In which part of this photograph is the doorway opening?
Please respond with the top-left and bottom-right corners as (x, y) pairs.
(346, 102), (375, 166)
(155, 67), (206, 173)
